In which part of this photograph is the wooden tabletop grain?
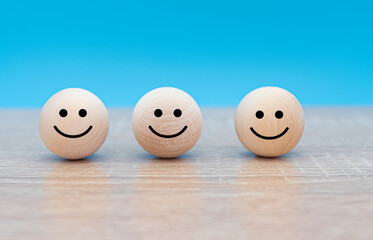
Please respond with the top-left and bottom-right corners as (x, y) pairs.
(0, 108), (373, 240)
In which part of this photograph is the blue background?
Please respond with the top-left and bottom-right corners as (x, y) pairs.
(0, 0), (372, 107)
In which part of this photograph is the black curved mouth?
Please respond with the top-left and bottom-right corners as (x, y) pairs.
(250, 127), (289, 140)
(149, 125), (188, 138)
(54, 126), (93, 138)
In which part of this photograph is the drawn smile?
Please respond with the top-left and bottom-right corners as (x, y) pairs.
(149, 125), (187, 138)
(54, 126), (93, 138)
(250, 127), (289, 140)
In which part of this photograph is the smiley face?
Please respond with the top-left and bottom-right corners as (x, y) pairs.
(132, 87), (202, 158)
(249, 110), (289, 140)
(148, 108), (188, 138)
(235, 87), (304, 157)
(39, 88), (109, 160)
(54, 108), (93, 138)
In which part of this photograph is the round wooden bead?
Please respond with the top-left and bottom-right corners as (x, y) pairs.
(39, 88), (109, 160)
(132, 87), (202, 158)
(235, 87), (304, 157)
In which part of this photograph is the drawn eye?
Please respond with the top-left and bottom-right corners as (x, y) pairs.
(275, 110), (283, 119)
(154, 109), (163, 117)
(59, 109), (68, 117)
(79, 109), (87, 118)
(255, 110), (264, 119)
(173, 109), (182, 117)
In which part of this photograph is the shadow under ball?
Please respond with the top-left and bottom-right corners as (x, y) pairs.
(39, 88), (109, 160)
(132, 87), (203, 158)
(235, 87), (305, 157)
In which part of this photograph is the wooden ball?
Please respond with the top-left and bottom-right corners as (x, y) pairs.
(39, 88), (109, 160)
(132, 87), (202, 158)
(235, 87), (304, 157)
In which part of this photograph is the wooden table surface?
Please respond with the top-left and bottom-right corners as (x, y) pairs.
(1, 108), (373, 240)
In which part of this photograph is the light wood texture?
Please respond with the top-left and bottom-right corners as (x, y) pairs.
(133, 87), (202, 158)
(236, 87), (304, 157)
(39, 88), (109, 159)
(1, 108), (373, 240)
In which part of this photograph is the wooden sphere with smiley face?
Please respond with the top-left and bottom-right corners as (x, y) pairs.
(132, 87), (202, 158)
(235, 87), (304, 157)
(39, 88), (109, 160)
